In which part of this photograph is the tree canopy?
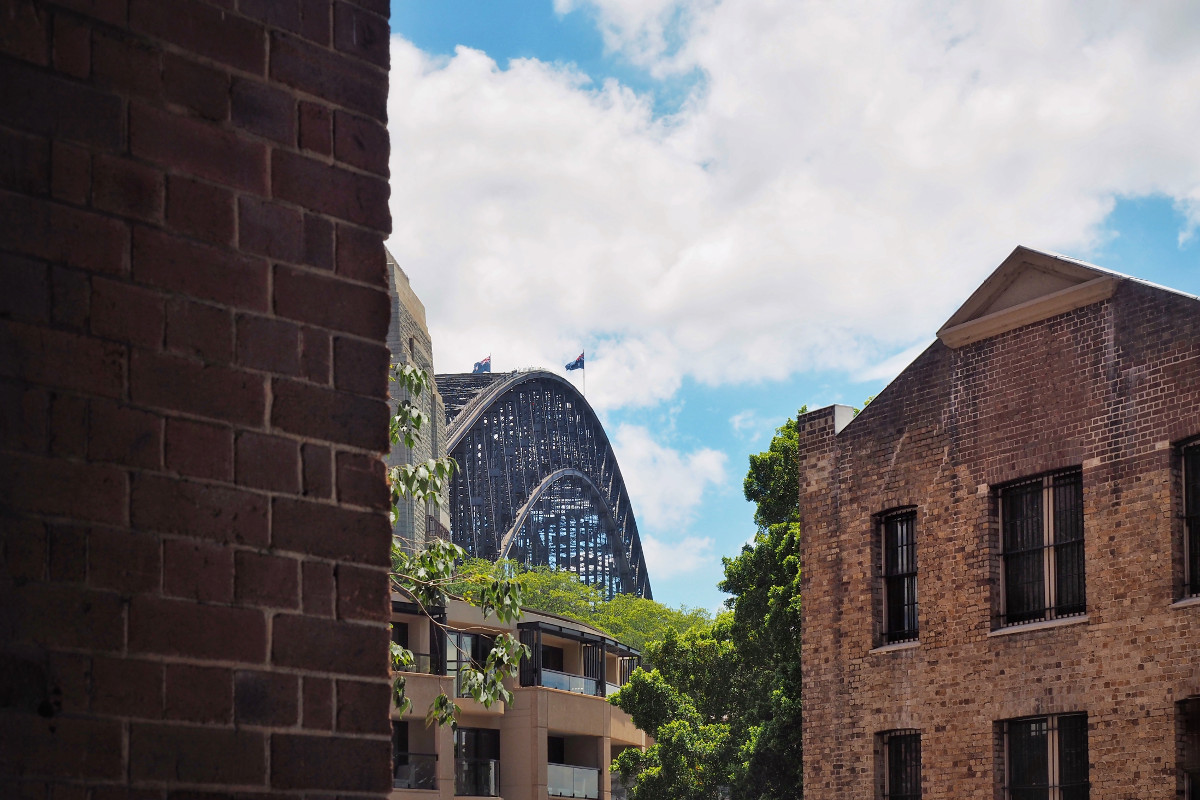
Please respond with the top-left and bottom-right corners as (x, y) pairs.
(610, 410), (807, 800)
(448, 558), (712, 653)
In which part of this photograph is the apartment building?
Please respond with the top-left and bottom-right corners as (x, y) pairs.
(799, 247), (1200, 799)
(389, 599), (647, 800)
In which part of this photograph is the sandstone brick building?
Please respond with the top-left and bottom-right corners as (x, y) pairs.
(799, 247), (1200, 799)
(385, 250), (450, 551)
(2, 1), (397, 795)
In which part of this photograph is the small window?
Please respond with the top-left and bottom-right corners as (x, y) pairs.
(1002, 713), (1088, 800)
(881, 510), (918, 643)
(1184, 443), (1200, 598)
(879, 730), (921, 800)
(998, 468), (1085, 627)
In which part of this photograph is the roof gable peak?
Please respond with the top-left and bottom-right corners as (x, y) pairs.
(937, 246), (1119, 348)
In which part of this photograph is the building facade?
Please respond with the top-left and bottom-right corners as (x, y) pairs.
(799, 247), (1200, 799)
(1, 1), (396, 796)
(386, 250), (450, 550)
(388, 600), (646, 800)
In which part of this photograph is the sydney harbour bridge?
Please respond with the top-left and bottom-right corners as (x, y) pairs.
(436, 370), (653, 599)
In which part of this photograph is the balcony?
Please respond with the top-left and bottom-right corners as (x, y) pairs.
(540, 667), (599, 696)
(393, 753), (437, 790)
(547, 763), (600, 799)
(455, 758), (501, 796)
(604, 682), (622, 697)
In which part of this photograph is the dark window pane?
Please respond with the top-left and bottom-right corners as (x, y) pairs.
(1187, 446), (1200, 596)
(1008, 719), (1048, 791)
(1052, 471), (1084, 544)
(885, 732), (921, 800)
(1058, 713), (1089, 790)
(1004, 550), (1046, 623)
(1003, 481), (1043, 553)
(1055, 539), (1086, 616)
(884, 512), (918, 642)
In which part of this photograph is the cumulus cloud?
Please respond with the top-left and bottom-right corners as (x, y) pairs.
(609, 423), (727, 532)
(388, 2), (1200, 413)
(640, 534), (717, 581)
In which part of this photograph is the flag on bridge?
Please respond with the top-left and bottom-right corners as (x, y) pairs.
(473, 355), (491, 373)
(565, 352), (585, 371)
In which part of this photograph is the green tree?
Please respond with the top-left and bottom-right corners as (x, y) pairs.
(611, 410), (808, 800)
(445, 557), (712, 653)
(610, 668), (735, 800)
(386, 365), (529, 725)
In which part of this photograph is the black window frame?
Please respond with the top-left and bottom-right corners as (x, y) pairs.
(879, 729), (921, 800)
(880, 509), (919, 644)
(997, 468), (1086, 627)
(1184, 442), (1200, 599)
(1001, 712), (1089, 800)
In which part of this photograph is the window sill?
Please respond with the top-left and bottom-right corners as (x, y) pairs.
(988, 615), (1088, 638)
(1170, 595), (1200, 610)
(869, 640), (920, 654)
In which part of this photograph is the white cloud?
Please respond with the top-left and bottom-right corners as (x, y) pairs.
(388, 2), (1200, 413)
(640, 533), (716, 581)
(729, 409), (764, 442)
(609, 423), (727, 531)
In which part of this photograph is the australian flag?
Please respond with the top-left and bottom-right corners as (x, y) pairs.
(472, 355), (491, 373)
(565, 351), (585, 371)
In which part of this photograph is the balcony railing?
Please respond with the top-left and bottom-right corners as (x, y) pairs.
(397, 652), (438, 675)
(548, 763), (599, 799)
(393, 753), (437, 790)
(605, 682), (622, 697)
(455, 758), (501, 796)
(610, 773), (632, 800)
(540, 668), (598, 696)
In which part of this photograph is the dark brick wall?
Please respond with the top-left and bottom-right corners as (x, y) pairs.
(0, 1), (394, 795)
(800, 280), (1200, 799)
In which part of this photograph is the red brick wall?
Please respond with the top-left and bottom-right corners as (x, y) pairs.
(0, 1), (395, 795)
(800, 281), (1200, 799)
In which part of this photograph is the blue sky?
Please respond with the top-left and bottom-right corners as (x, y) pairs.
(389, 1), (1200, 612)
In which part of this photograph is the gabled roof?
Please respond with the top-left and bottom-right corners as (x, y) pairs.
(936, 246), (1120, 348)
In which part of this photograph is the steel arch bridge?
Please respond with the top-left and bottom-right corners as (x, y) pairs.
(437, 370), (652, 599)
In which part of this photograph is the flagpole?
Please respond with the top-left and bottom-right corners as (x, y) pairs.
(582, 350), (585, 398)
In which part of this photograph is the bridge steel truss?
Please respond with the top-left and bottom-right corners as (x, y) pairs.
(444, 370), (652, 599)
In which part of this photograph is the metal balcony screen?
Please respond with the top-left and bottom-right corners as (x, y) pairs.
(1186, 445), (1200, 597)
(883, 731), (921, 800)
(1004, 713), (1088, 800)
(883, 511), (918, 643)
(1000, 469), (1084, 626)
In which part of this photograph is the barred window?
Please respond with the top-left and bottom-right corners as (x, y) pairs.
(881, 510), (919, 643)
(1002, 713), (1088, 800)
(880, 730), (921, 800)
(998, 469), (1085, 627)
(1181, 698), (1200, 800)
(1185, 444), (1200, 598)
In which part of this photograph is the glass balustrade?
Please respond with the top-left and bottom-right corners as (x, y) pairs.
(393, 753), (437, 790)
(455, 758), (501, 796)
(396, 652), (438, 675)
(540, 668), (598, 695)
(605, 682), (622, 697)
(547, 763), (600, 799)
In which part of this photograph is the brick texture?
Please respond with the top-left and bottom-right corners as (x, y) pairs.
(800, 279), (1200, 799)
(0, 2), (393, 796)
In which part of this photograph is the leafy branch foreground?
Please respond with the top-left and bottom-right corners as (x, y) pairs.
(386, 365), (530, 726)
